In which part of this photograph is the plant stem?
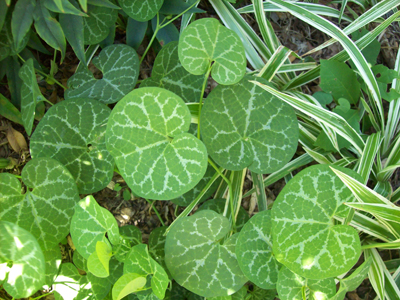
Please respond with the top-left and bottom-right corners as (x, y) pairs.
(159, 0), (200, 28)
(144, 198), (165, 226)
(361, 241), (400, 250)
(197, 65), (212, 140)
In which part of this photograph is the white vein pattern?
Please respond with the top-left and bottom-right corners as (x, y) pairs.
(179, 18), (246, 85)
(0, 158), (79, 250)
(272, 165), (361, 279)
(106, 87), (207, 200)
(65, 44), (139, 104)
(201, 76), (298, 174)
(165, 210), (247, 298)
(70, 196), (120, 259)
(30, 98), (114, 194)
(0, 221), (45, 298)
(141, 41), (203, 103)
(236, 210), (280, 289)
(119, 0), (163, 22)
(83, 4), (118, 45)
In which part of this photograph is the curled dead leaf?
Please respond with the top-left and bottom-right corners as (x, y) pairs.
(6, 125), (27, 153)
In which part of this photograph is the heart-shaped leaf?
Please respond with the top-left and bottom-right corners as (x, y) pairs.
(272, 164), (362, 279)
(87, 241), (112, 278)
(0, 221), (45, 299)
(119, 0), (163, 22)
(276, 267), (336, 300)
(141, 41), (203, 103)
(178, 18), (246, 85)
(70, 195), (120, 259)
(0, 158), (79, 250)
(112, 273), (147, 300)
(83, 4), (118, 45)
(19, 58), (45, 136)
(165, 210), (247, 297)
(42, 245), (62, 289)
(236, 210), (280, 289)
(65, 44), (139, 104)
(30, 97), (114, 194)
(201, 76), (298, 173)
(106, 87), (208, 200)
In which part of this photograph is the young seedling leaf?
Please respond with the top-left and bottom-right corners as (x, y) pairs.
(141, 41), (203, 103)
(65, 44), (139, 104)
(165, 210), (247, 297)
(276, 267), (336, 300)
(19, 58), (45, 136)
(320, 60), (360, 105)
(0, 221), (45, 299)
(87, 240), (112, 278)
(114, 225), (142, 262)
(236, 210), (280, 289)
(0, 158), (79, 250)
(119, 0), (163, 22)
(112, 273), (147, 300)
(82, 4), (118, 45)
(30, 98), (114, 194)
(201, 76), (298, 173)
(106, 87), (208, 200)
(272, 164), (362, 279)
(42, 245), (62, 289)
(70, 195), (120, 259)
(179, 18), (246, 85)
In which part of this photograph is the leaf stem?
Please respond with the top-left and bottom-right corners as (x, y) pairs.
(197, 64), (212, 140)
(159, 0), (201, 29)
(144, 198), (165, 226)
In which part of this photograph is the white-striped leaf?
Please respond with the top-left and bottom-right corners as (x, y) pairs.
(119, 0), (163, 22)
(83, 4), (118, 45)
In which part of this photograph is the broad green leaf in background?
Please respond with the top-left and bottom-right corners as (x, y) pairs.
(330, 257), (372, 300)
(43, 0), (87, 16)
(83, 4), (118, 45)
(371, 64), (400, 101)
(114, 225), (142, 262)
(65, 44), (139, 104)
(126, 18), (148, 50)
(201, 76), (298, 173)
(70, 195), (120, 259)
(0, 221), (45, 299)
(171, 164), (219, 206)
(320, 60), (360, 105)
(141, 41), (203, 103)
(350, 29), (380, 66)
(11, 0), (35, 52)
(87, 0), (120, 9)
(247, 286), (276, 300)
(160, 0), (204, 15)
(42, 245), (62, 289)
(27, 30), (52, 55)
(73, 250), (87, 272)
(0, 1), (8, 31)
(33, 0), (66, 62)
(106, 87), (208, 200)
(148, 226), (169, 276)
(87, 240), (112, 278)
(165, 210), (248, 297)
(0, 158), (79, 250)
(313, 91), (333, 107)
(276, 267), (336, 300)
(197, 198), (249, 231)
(179, 17), (246, 85)
(272, 164), (362, 279)
(0, 93), (23, 125)
(53, 263), (90, 300)
(30, 98), (114, 194)
(236, 210), (280, 289)
(19, 58), (46, 136)
(119, 0), (164, 22)
(112, 273), (147, 300)
(152, 16), (179, 46)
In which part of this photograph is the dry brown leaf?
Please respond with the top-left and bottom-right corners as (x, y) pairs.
(6, 125), (27, 153)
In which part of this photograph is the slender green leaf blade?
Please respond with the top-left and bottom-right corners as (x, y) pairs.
(59, 12), (86, 65)
(0, 93), (23, 125)
(11, 0), (35, 52)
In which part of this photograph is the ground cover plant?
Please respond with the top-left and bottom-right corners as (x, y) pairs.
(1, 0), (400, 299)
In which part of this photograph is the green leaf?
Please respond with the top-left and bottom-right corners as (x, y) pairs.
(201, 76), (298, 173)
(5, 56), (22, 109)
(141, 41), (203, 103)
(126, 18), (147, 50)
(276, 267), (336, 300)
(0, 221), (45, 299)
(0, 1), (8, 31)
(33, 0), (66, 62)
(247, 286), (276, 300)
(0, 158), (79, 250)
(30, 98), (114, 194)
(83, 4), (118, 45)
(119, 0), (163, 22)
(236, 210), (280, 289)
(70, 195), (120, 259)
(53, 263), (91, 300)
(11, 0), (35, 52)
(350, 29), (380, 66)
(42, 245), (62, 289)
(73, 250), (87, 272)
(112, 273), (147, 300)
(272, 164), (362, 279)
(330, 257), (372, 300)
(148, 226), (170, 276)
(160, 0), (204, 15)
(19, 58), (46, 136)
(152, 16), (179, 46)
(87, 241), (112, 278)
(320, 60), (360, 105)
(65, 44), (139, 104)
(114, 225), (142, 262)
(371, 64), (400, 102)
(27, 30), (52, 55)
(87, 0), (120, 9)
(165, 210), (247, 297)
(179, 17), (246, 85)
(106, 87), (208, 200)
(0, 93), (23, 125)
(43, 0), (87, 16)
